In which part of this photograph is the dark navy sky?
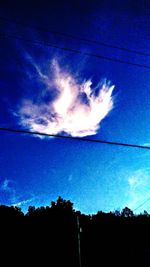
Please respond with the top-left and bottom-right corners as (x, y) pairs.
(1, 0), (150, 214)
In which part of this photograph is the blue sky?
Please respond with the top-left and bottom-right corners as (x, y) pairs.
(1, 0), (150, 214)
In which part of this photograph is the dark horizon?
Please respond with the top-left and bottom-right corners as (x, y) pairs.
(1, 196), (150, 266)
(0, 195), (148, 216)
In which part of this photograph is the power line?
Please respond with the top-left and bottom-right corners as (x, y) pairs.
(0, 127), (150, 150)
(1, 31), (150, 70)
(133, 197), (150, 212)
(0, 16), (150, 58)
(77, 215), (82, 267)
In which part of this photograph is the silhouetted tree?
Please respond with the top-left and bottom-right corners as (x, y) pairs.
(143, 210), (149, 217)
(51, 196), (74, 214)
(1, 199), (150, 266)
(27, 205), (36, 216)
(114, 209), (121, 216)
(121, 207), (134, 217)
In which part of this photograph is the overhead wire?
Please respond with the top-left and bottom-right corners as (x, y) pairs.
(0, 16), (150, 57)
(0, 127), (150, 150)
(1, 31), (150, 70)
(1, 19), (150, 149)
(1, 17), (150, 214)
(133, 197), (150, 212)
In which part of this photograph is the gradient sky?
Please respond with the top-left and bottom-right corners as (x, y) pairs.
(1, 0), (150, 214)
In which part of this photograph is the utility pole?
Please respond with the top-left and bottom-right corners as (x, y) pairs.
(77, 214), (82, 267)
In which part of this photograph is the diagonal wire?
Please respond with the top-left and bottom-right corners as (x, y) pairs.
(133, 197), (150, 212)
(0, 16), (150, 57)
(0, 127), (150, 150)
(1, 31), (150, 70)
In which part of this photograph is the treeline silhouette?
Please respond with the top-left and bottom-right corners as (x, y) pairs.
(1, 196), (150, 266)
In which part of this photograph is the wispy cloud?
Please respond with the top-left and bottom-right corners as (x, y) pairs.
(128, 170), (148, 189)
(0, 178), (34, 208)
(127, 169), (150, 212)
(12, 197), (35, 207)
(1, 179), (10, 191)
(0, 178), (17, 203)
(16, 59), (115, 137)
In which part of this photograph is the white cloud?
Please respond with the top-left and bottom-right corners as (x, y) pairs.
(127, 169), (150, 211)
(17, 59), (115, 137)
(1, 179), (10, 191)
(128, 170), (148, 189)
(0, 178), (35, 208)
(12, 197), (34, 207)
(0, 178), (17, 203)
(68, 174), (73, 182)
